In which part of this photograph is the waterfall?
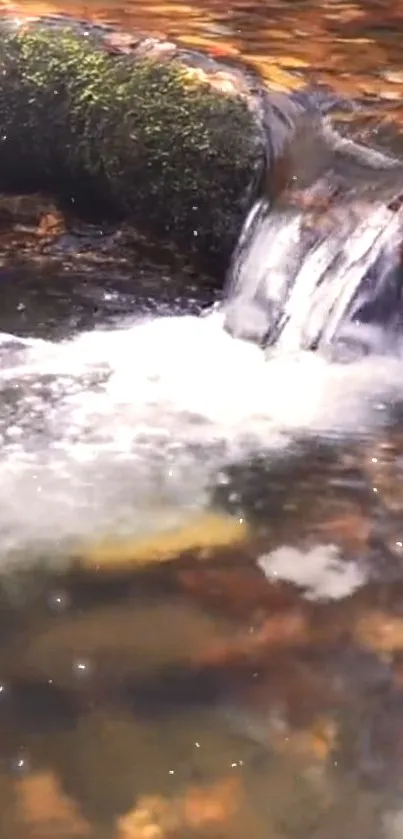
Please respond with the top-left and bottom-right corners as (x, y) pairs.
(222, 184), (403, 359)
(0, 142), (403, 564)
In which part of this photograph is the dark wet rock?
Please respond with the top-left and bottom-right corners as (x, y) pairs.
(0, 196), (216, 339)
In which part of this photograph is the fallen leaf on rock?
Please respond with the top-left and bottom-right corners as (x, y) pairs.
(78, 512), (248, 570)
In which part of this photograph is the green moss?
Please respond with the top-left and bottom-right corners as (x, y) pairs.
(0, 24), (265, 272)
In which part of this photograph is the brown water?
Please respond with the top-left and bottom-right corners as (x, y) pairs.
(5, 0), (403, 102)
(1, 2), (403, 839)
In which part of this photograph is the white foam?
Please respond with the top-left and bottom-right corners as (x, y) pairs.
(0, 310), (401, 565)
(258, 544), (367, 601)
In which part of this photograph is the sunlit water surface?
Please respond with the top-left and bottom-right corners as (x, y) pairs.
(0, 306), (402, 565)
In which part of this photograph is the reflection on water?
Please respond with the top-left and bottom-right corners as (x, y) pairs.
(5, 0), (403, 104)
(1, 0), (403, 837)
(1, 272), (403, 839)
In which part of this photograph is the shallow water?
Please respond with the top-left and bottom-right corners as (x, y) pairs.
(0, 305), (401, 564)
(1, 2), (403, 838)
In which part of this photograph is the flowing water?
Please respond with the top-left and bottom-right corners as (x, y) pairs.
(223, 192), (403, 354)
(2, 2), (403, 839)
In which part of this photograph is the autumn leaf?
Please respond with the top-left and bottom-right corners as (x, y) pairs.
(78, 512), (249, 571)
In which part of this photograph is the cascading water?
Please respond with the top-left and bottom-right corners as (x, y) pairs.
(2, 133), (403, 566)
(0, 279), (401, 568)
(223, 187), (403, 358)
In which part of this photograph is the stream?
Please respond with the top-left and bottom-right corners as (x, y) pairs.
(1, 1), (403, 838)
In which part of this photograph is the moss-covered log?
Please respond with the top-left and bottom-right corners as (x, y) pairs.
(0, 15), (275, 274)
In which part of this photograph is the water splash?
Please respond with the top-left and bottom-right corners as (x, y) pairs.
(0, 307), (401, 565)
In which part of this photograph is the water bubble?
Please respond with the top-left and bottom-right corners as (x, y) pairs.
(9, 750), (30, 776)
(47, 589), (71, 613)
(72, 658), (92, 679)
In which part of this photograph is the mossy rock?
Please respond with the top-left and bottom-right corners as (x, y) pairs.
(0, 18), (269, 275)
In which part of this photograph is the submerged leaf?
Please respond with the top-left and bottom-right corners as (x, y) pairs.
(79, 512), (249, 569)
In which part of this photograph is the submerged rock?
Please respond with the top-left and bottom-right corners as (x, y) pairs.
(77, 512), (248, 571)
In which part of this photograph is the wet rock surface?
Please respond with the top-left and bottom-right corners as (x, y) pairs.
(0, 191), (216, 338)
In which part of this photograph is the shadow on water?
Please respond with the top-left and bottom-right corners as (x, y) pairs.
(2, 1), (403, 838)
(0, 221), (214, 341)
